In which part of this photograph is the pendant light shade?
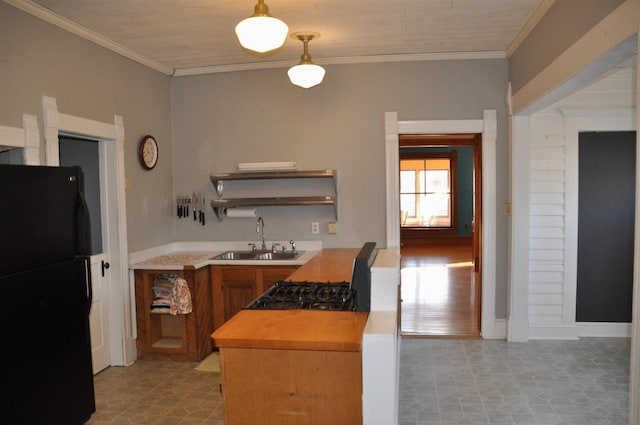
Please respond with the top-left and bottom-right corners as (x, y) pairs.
(235, 0), (288, 53)
(288, 33), (325, 89)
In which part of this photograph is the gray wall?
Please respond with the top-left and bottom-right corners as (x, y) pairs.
(172, 59), (510, 318)
(509, 0), (624, 92)
(0, 3), (173, 252)
(1, 1), (511, 319)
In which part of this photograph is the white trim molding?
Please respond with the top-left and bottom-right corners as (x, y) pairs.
(384, 112), (400, 249)
(0, 114), (40, 164)
(530, 325), (580, 340)
(0, 124), (25, 148)
(384, 110), (502, 339)
(629, 82), (640, 425)
(175, 51), (505, 77)
(508, 115), (531, 342)
(42, 96), (60, 166)
(631, 45), (640, 425)
(577, 322), (632, 338)
(22, 114), (39, 165)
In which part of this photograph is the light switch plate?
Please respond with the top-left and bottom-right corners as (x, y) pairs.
(327, 222), (337, 234)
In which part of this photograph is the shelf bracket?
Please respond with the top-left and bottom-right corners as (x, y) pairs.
(213, 207), (224, 222)
(213, 180), (223, 198)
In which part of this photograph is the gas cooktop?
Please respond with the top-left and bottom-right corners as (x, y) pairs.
(245, 281), (357, 311)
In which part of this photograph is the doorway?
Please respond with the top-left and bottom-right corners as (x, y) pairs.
(59, 136), (111, 373)
(384, 110), (499, 338)
(43, 95), (134, 367)
(398, 134), (482, 337)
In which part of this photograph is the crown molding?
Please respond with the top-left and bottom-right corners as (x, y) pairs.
(173, 51), (506, 77)
(4, 0), (174, 75)
(6, 0), (506, 78)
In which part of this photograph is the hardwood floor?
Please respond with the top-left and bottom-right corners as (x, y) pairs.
(400, 245), (481, 338)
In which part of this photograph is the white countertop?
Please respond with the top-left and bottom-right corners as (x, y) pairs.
(129, 241), (322, 270)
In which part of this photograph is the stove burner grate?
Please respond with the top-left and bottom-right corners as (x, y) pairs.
(245, 281), (356, 311)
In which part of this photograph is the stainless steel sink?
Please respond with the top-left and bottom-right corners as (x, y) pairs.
(254, 251), (300, 260)
(212, 251), (256, 260)
(211, 250), (304, 261)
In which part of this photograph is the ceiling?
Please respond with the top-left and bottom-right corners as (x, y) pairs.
(18, 0), (543, 75)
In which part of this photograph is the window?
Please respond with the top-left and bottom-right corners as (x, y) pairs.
(400, 153), (457, 229)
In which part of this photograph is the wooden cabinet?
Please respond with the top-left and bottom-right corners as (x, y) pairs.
(220, 347), (362, 425)
(220, 267), (256, 323)
(211, 265), (298, 329)
(134, 266), (213, 361)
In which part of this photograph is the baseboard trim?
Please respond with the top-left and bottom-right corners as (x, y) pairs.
(577, 322), (632, 337)
(482, 318), (507, 339)
(524, 323), (631, 340)
(529, 325), (579, 340)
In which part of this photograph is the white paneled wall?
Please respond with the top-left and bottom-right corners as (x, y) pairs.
(528, 112), (568, 335)
(520, 64), (636, 340)
(527, 107), (636, 339)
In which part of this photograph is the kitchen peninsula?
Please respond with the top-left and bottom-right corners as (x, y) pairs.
(211, 248), (368, 425)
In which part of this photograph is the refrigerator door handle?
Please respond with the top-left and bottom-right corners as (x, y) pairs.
(75, 179), (92, 255)
(83, 256), (93, 316)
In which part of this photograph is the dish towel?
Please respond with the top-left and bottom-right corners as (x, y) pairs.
(170, 278), (192, 315)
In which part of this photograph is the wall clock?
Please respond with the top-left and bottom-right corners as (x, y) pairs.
(139, 135), (158, 170)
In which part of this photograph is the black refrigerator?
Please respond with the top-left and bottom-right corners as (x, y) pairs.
(0, 164), (96, 424)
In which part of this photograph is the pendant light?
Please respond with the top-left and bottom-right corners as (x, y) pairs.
(235, 0), (289, 53)
(287, 33), (325, 89)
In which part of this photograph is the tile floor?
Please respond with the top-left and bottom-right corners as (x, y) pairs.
(86, 359), (223, 425)
(86, 337), (630, 425)
(400, 337), (630, 425)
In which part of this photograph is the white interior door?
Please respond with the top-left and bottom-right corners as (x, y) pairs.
(89, 253), (110, 374)
(59, 136), (112, 374)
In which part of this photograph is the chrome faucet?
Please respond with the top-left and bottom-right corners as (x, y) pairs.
(256, 217), (267, 251)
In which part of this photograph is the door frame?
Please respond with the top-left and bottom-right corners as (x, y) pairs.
(42, 96), (135, 366)
(385, 110), (501, 338)
(0, 114), (39, 164)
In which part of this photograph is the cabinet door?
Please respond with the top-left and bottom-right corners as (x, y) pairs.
(221, 267), (258, 322)
(212, 265), (300, 329)
(259, 266), (298, 293)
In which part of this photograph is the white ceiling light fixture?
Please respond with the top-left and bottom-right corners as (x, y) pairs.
(288, 33), (325, 89)
(235, 0), (289, 54)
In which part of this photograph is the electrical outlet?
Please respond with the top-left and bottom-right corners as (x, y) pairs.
(327, 222), (337, 234)
(311, 222), (320, 234)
